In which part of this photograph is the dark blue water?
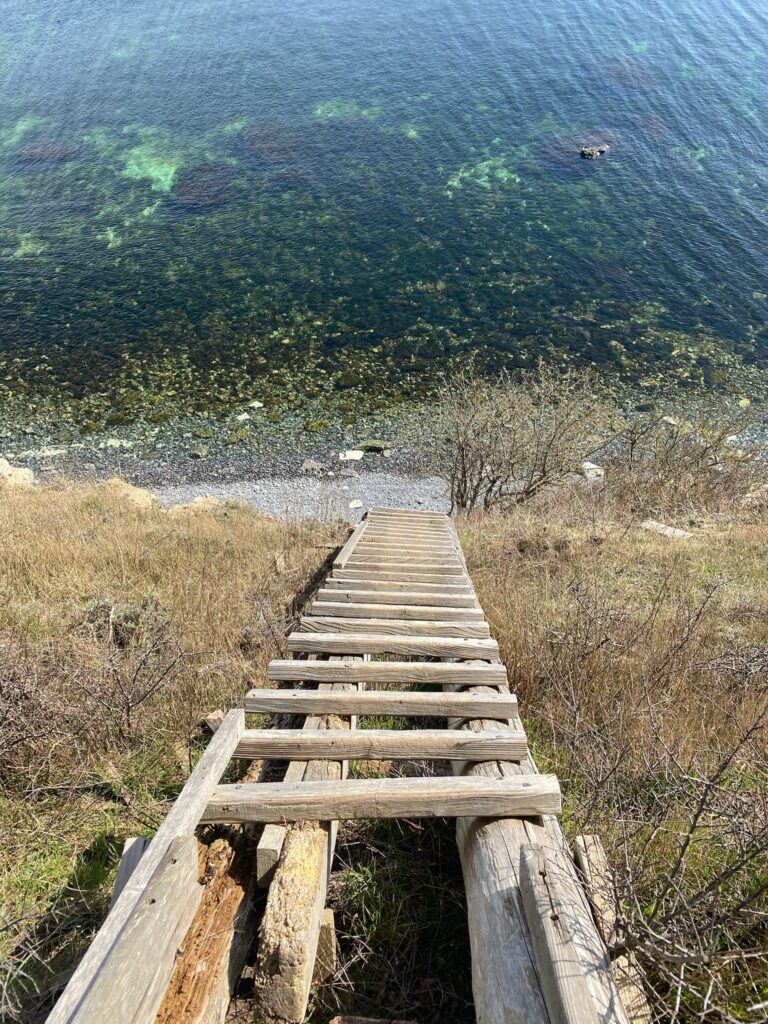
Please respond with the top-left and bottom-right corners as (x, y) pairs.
(1, 0), (768, 422)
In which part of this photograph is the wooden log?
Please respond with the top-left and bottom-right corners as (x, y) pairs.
(252, 663), (357, 1022)
(108, 837), (149, 909)
(306, 601), (485, 622)
(154, 832), (259, 1024)
(267, 659), (508, 687)
(70, 836), (204, 1023)
(452, 678), (629, 1024)
(256, 672), (356, 886)
(519, 844), (607, 1024)
(573, 836), (653, 1024)
(312, 908), (337, 985)
(300, 616), (490, 639)
(48, 710), (246, 1024)
(233, 728), (528, 761)
(203, 775), (561, 824)
(287, 632), (499, 659)
(245, 688), (518, 718)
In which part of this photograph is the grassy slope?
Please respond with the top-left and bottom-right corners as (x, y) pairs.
(1, 480), (766, 1021)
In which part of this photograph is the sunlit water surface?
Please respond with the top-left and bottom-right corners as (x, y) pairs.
(1, 0), (768, 421)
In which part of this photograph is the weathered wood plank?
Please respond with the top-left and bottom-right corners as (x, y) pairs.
(333, 568), (468, 584)
(267, 659), (508, 686)
(520, 844), (607, 1024)
(300, 615), (490, 638)
(334, 520), (368, 568)
(323, 578), (475, 595)
(252, 658), (360, 1022)
(352, 541), (456, 554)
(154, 833), (259, 1024)
(316, 588), (478, 607)
(234, 728), (527, 761)
(345, 556), (462, 570)
(287, 632), (499, 659)
(71, 836), (204, 1024)
(108, 837), (149, 910)
(48, 710), (246, 1024)
(573, 835), (653, 1024)
(307, 601), (485, 622)
(203, 775), (561, 823)
(245, 688), (518, 718)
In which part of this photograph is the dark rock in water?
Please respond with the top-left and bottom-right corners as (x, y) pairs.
(242, 123), (297, 164)
(541, 132), (617, 173)
(16, 142), (77, 164)
(580, 144), (610, 159)
(172, 161), (235, 208)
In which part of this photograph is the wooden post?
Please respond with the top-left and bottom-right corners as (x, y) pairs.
(48, 710), (245, 1024)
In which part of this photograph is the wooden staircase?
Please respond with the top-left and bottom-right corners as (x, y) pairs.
(47, 507), (639, 1024)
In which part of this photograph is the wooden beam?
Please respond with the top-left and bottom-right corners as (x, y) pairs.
(300, 616), (490, 638)
(287, 632), (499, 659)
(69, 836), (204, 1024)
(267, 659), (508, 686)
(520, 844), (610, 1024)
(334, 520), (368, 568)
(203, 775), (561, 823)
(245, 688), (518, 718)
(48, 710), (246, 1024)
(307, 601), (485, 622)
(252, 658), (360, 1022)
(108, 837), (149, 909)
(572, 836), (653, 1023)
(233, 728), (527, 761)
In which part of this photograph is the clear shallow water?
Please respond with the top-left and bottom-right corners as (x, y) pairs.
(1, 0), (768, 424)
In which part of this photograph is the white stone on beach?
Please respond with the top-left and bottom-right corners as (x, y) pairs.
(349, 499), (363, 509)
(235, 412), (250, 422)
(339, 449), (365, 461)
(0, 458), (35, 488)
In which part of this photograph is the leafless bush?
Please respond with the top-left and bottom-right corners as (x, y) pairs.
(604, 399), (768, 518)
(527, 574), (768, 1020)
(422, 365), (618, 512)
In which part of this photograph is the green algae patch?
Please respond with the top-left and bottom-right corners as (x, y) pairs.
(121, 141), (180, 192)
(13, 232), (46, 258)
(4, 115), (47, 149)
(445, 153), (520, 195)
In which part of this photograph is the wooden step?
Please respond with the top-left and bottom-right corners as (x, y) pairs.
(267, 660), (508, 686)
(300, 616), (490, 638)
(203, 774), (561, 823)
(341, 562), (464, 576)
(325, 578), (474, 595)
(233, 728), (527, 761)
(316, 588), (478, 608)
(245, 688), (518, 718)
(287, 632), (499, 659)
(308, 601), (484, 622)
(333, 569), (468, 585)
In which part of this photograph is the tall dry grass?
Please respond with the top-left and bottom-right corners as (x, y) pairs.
(0, 480), (341, 1019)
(459, 488), (768, 1022)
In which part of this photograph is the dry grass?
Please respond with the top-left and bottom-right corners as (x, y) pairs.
(0, 480), (342, 1019)
(459, 486), (768, 1021)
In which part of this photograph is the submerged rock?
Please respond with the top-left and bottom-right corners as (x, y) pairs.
(16, 142), (77, 165)
(242, 123), (297, 164)
(300, 458), (325, 475)
(580, 144), (610, 159)
(172, 162), (235, 209)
